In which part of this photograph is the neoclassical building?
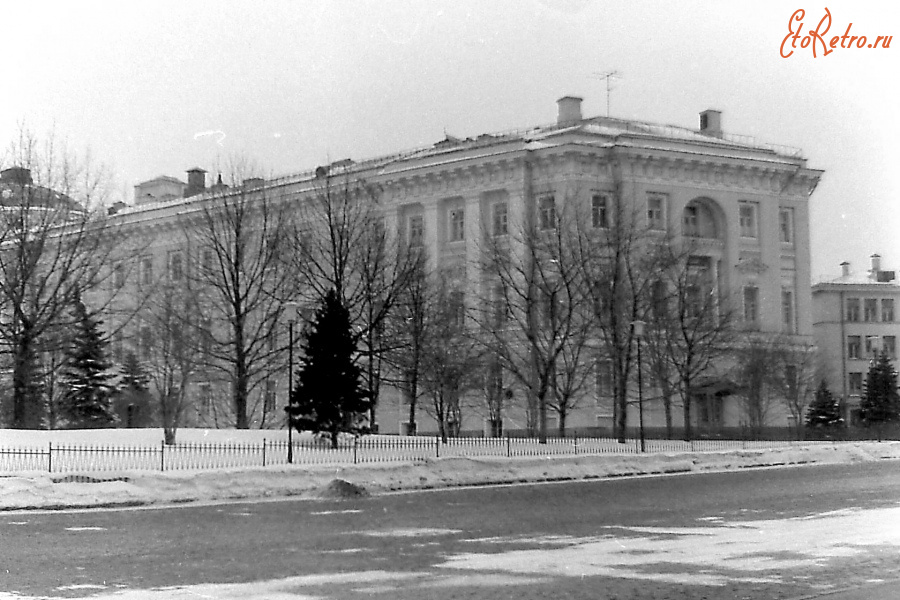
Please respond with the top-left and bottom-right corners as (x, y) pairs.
(813, 255), (900, 424)
(107, 96), (821, 434)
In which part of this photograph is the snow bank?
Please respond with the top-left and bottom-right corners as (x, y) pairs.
(1, 441), (899, 512)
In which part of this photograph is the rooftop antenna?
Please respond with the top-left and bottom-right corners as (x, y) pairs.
(591, 70), (622, 117)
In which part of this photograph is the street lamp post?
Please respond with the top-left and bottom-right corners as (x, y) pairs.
(632, 320), (646, 453)
(285, 301), (300, 464)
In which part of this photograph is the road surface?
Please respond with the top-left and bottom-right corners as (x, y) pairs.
(3, 461), (900, 599)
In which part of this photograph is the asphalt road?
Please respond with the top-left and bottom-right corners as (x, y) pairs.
(4, 462), (900, 599)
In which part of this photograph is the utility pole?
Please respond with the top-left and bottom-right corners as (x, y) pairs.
(591, 70), (622, 117)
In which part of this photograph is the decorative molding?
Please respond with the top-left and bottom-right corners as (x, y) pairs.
(736, 255), (769, 275)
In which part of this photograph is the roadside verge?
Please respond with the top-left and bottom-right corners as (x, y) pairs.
(1, 441), (897, 511)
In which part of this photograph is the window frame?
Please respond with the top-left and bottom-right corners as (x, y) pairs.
(492, 202), (508, 237)
(739, 201), (758, 239)
(779, 207), (794, 244)
(591, 192), (610, 229)
(449, 207), (465, 242)
(646, 192), (666, 231)
(538, 195), (557, 231)
(409, 214), (425, 247)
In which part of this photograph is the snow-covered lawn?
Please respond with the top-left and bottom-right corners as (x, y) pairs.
(0, 429), (898, 512)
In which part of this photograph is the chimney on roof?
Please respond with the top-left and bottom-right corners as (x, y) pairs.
(699, 109), (723, 137)
(871, 254), (882, 276)
(557, 96), (583, 126)
(841, 261), (851, 278)
(185, 168), (207, 197)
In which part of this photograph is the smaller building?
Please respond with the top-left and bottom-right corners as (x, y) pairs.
(812, 254), (900, 424)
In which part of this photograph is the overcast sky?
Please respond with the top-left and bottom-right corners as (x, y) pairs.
(1, 0), (897, 281)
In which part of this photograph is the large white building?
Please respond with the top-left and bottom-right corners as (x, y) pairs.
(111, 96), (821, 434)
(812, 255), (900, 424)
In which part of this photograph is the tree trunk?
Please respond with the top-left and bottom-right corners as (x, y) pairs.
(682, 382), (693, 441)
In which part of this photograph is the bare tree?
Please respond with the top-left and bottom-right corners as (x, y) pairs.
(385, 249), (430, 435)
(141, 281), (204, 444)
(292, 172), (418, 431)
(188, 162), (296, 429)
(418, 274), (482, 441)
(645, 241), (735, 441)
(0, 128), (128, 428)
(733, 335), (820, 438)
(478, 195), (594, 442)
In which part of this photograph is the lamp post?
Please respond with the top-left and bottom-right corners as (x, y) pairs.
(285, 301), (300, 464)
(632, 320), (646, 453)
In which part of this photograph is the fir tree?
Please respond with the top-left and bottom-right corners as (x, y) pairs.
(114, 351), (153, 427)
(60, 297), (116, 428)
(805, 380), (843, 428)
(288, 289), (372, 448)
(860, 351), (900, 438)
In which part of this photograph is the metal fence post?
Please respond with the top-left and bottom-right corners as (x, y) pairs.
(353, 437), (358, 465)
(574, 434), (578, 456)
(435, 436), (440, 458)
(48, 442), (52, 473)
(506, 436), (511, 458)
(160, 440), (165, 472)
(262, 439), (266, 467)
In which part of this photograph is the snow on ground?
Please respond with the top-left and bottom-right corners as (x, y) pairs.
(0, 429), (899, 512)
(443, 504), (900, 586)
(3, 507), (900, 599)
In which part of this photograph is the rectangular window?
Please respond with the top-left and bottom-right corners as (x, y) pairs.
(781, 289), (795, 333)
(865, 335), (880, 357)
(492, 202), (508, 236)
(592, 193), (610, 229)
(848, 372), (863, 394)
(595, 359), (613, 402)
(739, 202), (758, 238)
(541, 289), (558, 328)
(168, 251), (184, 282)
(785, 365), (798, 400)
(683, 205), (699, 237)
(409, 215), (424, 247)
(539, 195), (556, 230)
(882, 299), (895, 322)
(449, 290), (465, 331)
(449, 208), (465, 242)
(884, 336), (896, 359)
(198, 382), (212, 416)
(847, 335), (861, 359)
(201, 249), (215, 274)
(651, 280), (668, 320)
(846, 298), (861, 322)
(779, 208), (794, 244)
(264, 378), (277, 412)
(200, 317), (213, 356)
(492, 285), (507, 327)
(743, 286), (759, 325)
(140, 257), (153, 286)
(646, 193), (666, 230)
(864, 298), (878, 322)
(114, 264), (125, 288)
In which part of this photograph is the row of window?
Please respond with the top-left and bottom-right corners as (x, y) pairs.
(115, 248), (218, 287)
(845, 297), (895, 322)
(407, 194), (795, 246)
(846, 335), (897, 360)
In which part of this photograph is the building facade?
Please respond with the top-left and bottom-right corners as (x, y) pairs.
(812, 255), (900, 424)
(105, 96), (821, 434)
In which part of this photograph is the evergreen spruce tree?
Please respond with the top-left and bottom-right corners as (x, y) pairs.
(114, 351), (153, 427)
(860, 351), (900, 438)
(288, 289), (372, 448)
(805, 380), (843, 428)
(61, 297), (116, 428)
